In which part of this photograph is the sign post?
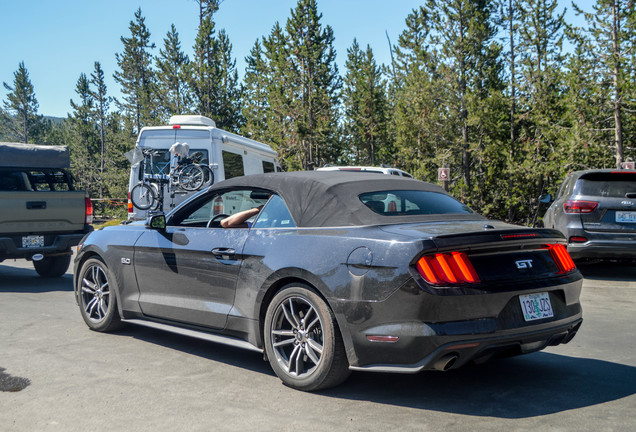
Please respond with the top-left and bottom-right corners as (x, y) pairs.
(438, 168), (450, 191)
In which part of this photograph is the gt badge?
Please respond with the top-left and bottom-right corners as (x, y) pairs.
(515, 259), (533, 269)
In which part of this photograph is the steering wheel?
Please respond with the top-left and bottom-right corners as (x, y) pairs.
(206, 214), (229, 228)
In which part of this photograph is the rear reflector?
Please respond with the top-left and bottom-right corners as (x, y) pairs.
(85, 197), (93, 224)
(564, 200), (598, 213)
(366, 335), (399, 343)
(416, 252), (480, 285)
(569, 236), (588, 243)
(547, 244), (576, 273)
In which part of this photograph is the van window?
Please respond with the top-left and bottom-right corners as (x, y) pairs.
(223, 151), (244, 179)
(262, 161), (275, 173)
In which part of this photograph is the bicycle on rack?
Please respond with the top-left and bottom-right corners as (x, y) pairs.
(130, 146), (215, 212)
(130, 148), (170, 211)
(171, 151), (214, 192)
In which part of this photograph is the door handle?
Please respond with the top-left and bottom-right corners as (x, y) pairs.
(211, 248), (236, 260)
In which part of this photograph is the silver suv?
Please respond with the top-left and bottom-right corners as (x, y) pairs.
(542, 169), (636, 260)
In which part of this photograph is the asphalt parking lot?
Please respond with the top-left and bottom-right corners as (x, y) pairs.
(1, 256), (635, 432)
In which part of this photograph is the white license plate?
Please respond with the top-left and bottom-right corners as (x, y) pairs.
(616, 211), (636, 223)
(519, 292), (553, 322)
(22, 235), (44, 248)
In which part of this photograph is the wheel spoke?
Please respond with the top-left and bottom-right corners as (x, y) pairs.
(282, 300), (300, 329)
(304, 342), (321, 365)
(306, 315), (320, 333)
(287, 344), (302, 374)
(273, 338), (296, 348)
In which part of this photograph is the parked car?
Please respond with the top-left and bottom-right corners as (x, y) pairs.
(317, 165), (413, 177)
(74, 172), (582, 391)
(0, 143), (93, 277)
(542, 169), (636, 260)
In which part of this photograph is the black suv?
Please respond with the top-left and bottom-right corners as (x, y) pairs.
(542, 169), (636, 260)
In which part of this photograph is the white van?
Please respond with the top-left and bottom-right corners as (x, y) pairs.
(127, 115), (280, 220)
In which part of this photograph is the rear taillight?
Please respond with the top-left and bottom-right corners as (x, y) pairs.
(564, 200), (598, 213)
(416, 252), (480, 285)
(128, 192), (133, 213)
(85, 197), (93, 224)
(547, 244), (576, 273)
(569, 236), (588, 243)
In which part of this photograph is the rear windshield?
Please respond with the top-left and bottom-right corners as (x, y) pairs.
(575, 173), (636, 197)
(359, 190), (473, 215)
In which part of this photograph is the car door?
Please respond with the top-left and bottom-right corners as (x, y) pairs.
(133, 188), (269, 329)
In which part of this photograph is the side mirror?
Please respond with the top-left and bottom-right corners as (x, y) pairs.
(146, 214), (166, 230)
(539, 193), (552, 204)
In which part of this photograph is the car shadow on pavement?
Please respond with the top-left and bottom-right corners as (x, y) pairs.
(322, 352), (636, 418)
(0, 264), (73, 292)
(115, 325), (276, 376)
(111, 323), (635, 418)
(576, 261), (636, 281)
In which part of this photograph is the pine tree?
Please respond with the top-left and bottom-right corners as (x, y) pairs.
(342, 40), (389, 165)
(68, 73), (99, 195)
(114, 8), (157, 134)
(90, 62), (113, 198)
(156, 24), (192, 119)
(2, 61), (41, 143)
(571, 0), (636, 168)
(285, 0), (341, 169)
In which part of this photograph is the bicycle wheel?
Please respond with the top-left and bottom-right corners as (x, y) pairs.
(201, 165), (214, 186)
(178, 164), (205, 191)
(130, 183), (156, 210)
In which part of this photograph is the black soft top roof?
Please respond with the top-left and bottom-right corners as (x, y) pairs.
(213, 171), (483, 228)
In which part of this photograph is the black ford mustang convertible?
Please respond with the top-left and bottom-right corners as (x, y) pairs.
(74, 172), (582, 391)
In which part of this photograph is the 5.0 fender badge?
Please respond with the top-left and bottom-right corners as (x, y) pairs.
(121, 257), (131, 265)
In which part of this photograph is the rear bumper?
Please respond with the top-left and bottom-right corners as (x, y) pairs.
(567, 239), (636, 260)
(333, 275), (583, 371)
(349, 317), (582, 373)
(0, 228), (92, 260)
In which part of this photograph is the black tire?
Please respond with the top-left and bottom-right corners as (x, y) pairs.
(33, 255), (71, 277)
(201, 165), (214, 186)
(178, 164), (205, 191)
(76, 257), (122, 332)
(264, 284), (350, 391)
(130, 182), (156, 211)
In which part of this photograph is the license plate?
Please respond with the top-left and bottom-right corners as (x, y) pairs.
(616, 211), (636, 223)
(519, 292), (553, 322)
(22, 235), (44, 248)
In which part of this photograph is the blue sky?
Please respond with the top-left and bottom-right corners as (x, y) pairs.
(2, 0), (580, 118)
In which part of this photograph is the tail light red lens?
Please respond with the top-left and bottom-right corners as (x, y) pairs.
(564, 200), (598, 213)
(547, 244), (576, 273)
(128, 192), (133, 213)
(85, 197), (93, 224)
(416, 252), (480, 285)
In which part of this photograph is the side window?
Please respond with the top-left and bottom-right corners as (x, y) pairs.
(252, 195), (296, 229)
(262, 161), (275, 173)
(170, 189), (271, 228)
(223, 151), (244, 179)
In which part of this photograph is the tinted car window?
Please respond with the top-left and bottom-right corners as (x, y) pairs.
(574, 173), (636, 197)
(262, 161), (275, 173)
(359, 190), (473, 215)
(252, 194), (296, 228)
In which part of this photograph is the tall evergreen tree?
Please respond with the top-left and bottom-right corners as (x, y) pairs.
(2, 61), (40, 143)
(90, 62), (112, 198)
(571, 0), (636, 168)
(156, 24), (192, 119)
(285, 0), (341, 169)
(68, 73), (99, 195)
(342, 40), (389, 165)
(114, 8), (157, 134)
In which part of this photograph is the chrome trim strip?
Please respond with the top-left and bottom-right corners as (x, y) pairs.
(122, 319), (263, 353)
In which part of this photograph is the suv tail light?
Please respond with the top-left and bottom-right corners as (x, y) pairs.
(547, 244), (576, 273)
(416, 252), (480, 285)
(564, 200), (598, 213)
(85, 197), (93, 224)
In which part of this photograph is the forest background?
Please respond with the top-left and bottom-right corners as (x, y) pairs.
(1, 0), (634, 225)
